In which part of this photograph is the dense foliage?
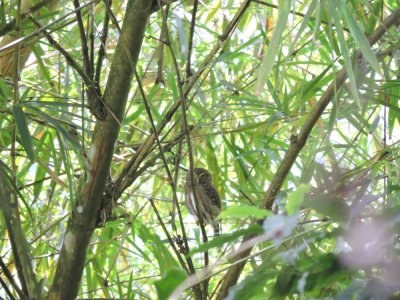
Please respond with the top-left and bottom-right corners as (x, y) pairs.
(0, 0), (399, 299)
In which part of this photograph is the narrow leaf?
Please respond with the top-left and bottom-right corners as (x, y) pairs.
(12, 105), (35, 162)
(154, 269), (187, 300)
(190, 224), (264, 255)
(288, 0), (318, 55)
(330, 1), (360, 106)
(339, 0), (381, 73)
(286, 184), (311, 214)
(36, 157), (67, 187)
(255, 0), (291, 94)
(220, 205), (271, 219)
(25, 105), (81, 149)
(369, 114), (380, 134)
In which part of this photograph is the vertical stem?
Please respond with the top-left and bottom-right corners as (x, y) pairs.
(11, 0), (27, 296)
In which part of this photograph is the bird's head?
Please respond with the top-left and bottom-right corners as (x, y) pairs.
(193, 168), (213, 184)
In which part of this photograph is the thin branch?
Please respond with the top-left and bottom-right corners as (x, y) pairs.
(170, 141), (182, 231)
(185, 0), (198, 79)
(132, 23), (192, 277)
(72, 0), (92, 77)
(94, 0), (112, 87)
(157, 3), (210, 299)
(0, 256), (22, 299)
(88, 3), (95, 73)
(155, 4), (168, 84)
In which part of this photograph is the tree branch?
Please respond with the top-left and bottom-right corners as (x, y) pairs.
(48, 1), (153, 298)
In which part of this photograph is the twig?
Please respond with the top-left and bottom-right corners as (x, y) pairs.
(94, 0), (112, 87)
(72, 0), (92, 77)
(185, 0), (198, 79)
(0, 256), (21, 299)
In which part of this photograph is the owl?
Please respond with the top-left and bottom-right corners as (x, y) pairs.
(184, 168), (221, 237)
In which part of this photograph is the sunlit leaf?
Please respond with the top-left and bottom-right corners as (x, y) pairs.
(154, 268), (187, 300)
(286, 184), (311, 214)
(220, 205), (271, 219)
(329, 1), (360, 106)
(338, 0), (381, 73)
(12, 104), (35, 162)
(255, 0), (291, 94)
(190, 224), (263, 256)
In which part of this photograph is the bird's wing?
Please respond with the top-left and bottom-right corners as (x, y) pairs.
(201, 185), (221, 209)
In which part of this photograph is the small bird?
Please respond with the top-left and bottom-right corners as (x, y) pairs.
(184, 168), (221, 237)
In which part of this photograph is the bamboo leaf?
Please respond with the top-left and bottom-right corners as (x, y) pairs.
(12, 104), (35, 162)
(220, 205), (271, 219)
(255, 0), (291, 95)
(329, 1), (360, 106)
(24, 105), (81, 150)
(154, 269), (187, 300)
(339, 0), (381, 73)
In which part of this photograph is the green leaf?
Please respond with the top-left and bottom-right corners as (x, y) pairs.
(329, 1), (360, 107)
(369, 114), (380, 134)
(0, 77), (12, 100)
(24, 105), (81, 150)
(134, 221), (180, 273)
(190, 224), (264, 256)
(286, 184), (311, 214)
(288, 0), (318, 55)
(304, 194), (348, 222)
(154, 268), (187, 300)
(12, 105), (35, 162)
(339, 0), (381, 73)
(32, 44), (54, 86)
(0, 162), (34, 220)
(255, 0), (291, 94)
(220, 205), (271, 219)
(366, 0), (383, 34)
(33, 131), (53, 200)
(274, 266), (298, 296)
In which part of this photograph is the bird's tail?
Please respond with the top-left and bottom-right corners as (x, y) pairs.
(213, 222), (221, 237)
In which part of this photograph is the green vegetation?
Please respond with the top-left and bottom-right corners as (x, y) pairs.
(0, 0), (399, 299)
